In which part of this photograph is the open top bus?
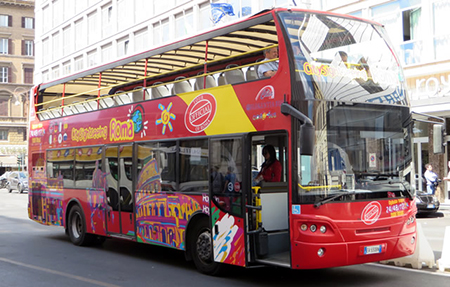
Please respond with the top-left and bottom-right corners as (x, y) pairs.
(28, 7), (417, 274)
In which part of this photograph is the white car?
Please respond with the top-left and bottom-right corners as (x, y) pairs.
(6, 171), (28, 193)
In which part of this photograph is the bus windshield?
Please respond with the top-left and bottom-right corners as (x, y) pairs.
(279, 11), (408, 106)
(296, 102), (413, 204)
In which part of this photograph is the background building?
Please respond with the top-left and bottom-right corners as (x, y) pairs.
(33, 0), (307, 85)
(0, 0), (34, 174)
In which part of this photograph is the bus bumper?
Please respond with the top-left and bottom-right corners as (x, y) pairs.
(291, 233), (416, 269)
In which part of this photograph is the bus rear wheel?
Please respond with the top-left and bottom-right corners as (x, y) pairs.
(67, 205), (94, 246)
(190, 217), (222, 275)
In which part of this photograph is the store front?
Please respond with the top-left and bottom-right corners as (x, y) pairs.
(409, 71), (450, 203)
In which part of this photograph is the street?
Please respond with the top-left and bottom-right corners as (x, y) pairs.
(1, 188), (449, 287)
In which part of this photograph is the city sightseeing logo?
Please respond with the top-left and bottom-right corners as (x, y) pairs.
(184, 94), (216, 134)
(361, 201), (382, 225)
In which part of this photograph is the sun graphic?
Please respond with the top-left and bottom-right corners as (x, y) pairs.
(155, 102), (176, 135)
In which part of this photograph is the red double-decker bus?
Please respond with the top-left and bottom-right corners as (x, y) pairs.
(28, 8), (417, 275)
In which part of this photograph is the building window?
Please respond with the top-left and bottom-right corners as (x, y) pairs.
(134, 28), (148, 52)
(117, 38), (129, 58)
(24, 68), (33, 84)
(52, 32), (60, 61)
(22, 17), (34, 29)
(0, 15), (12, 27)
(117, 0), (132, 30)
(102, 3), (113, 38)
(87, 11), (98, 45)
(42, 38), (49, 66)
(62, 25), (72, 57)
(101, 43), (112, 62)
(175, 9), (193, 39)
(0, 67), (9, 83)
(62, 61), (71, 75)
(0, 130), (8, 140)
(0, 99), (8, 116)
(87, 49), (98, 67)
(0, 38), (10, 54)
(74, 19), (85, 51)
(52, 66), (59, 80)
(74, 56), (84, 72)
(199, 2), (213, 31)
(52, 0), (62, 27)
(22, 40), (34, 56)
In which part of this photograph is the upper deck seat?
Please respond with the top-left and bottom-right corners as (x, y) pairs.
(194, 72), (216, 90)
(62, 105), (74, 116)
(151, 82), (170, 99)
(172, 76), (192, 94)
(73, 101), (87, 113)
(38, 109), (50, 120)
(245, 66), (258, 81)
(132, 86), (148, 102)
(224, 64), (245, 84)
(48, 106), (61, 118)
(99, 96), (115, 108)
(114, 91), (132, 105)
(217, 73), (226, 86)
(84, 99), (98, 110)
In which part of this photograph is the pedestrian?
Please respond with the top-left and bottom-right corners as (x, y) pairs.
(424, 163), (439, 195)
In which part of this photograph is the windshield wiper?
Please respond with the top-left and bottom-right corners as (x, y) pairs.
(314, 191), (355, 208)
(385, 179), (413, 200)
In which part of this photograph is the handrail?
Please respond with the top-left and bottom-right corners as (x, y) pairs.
(298, 184), (342, 191)
(36, 44), (279, 109)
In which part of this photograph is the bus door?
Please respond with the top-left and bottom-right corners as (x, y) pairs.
(209, 137), (247, 267)
(104, 144), (135, 237)
(248, 133), (290, 267)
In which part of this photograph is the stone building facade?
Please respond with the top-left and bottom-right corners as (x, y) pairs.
(0, 0), (35, 173)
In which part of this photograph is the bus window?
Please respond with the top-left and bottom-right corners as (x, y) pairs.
(46, 149), (75, 188)
(210, 138), (243, 215)
(137, 141), (177, 192)
(74, 147), (102, 188)
(180, 139), (208, 192)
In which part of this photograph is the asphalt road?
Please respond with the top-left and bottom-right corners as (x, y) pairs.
(1, 188), (449, 287)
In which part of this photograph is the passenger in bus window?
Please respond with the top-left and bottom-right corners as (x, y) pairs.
(337, 51), (349, 68)
(255, 145), (282, 183)
(257, 46), (279, 78)
(223, 166), (236, 193)
(211, 165), (224, 194)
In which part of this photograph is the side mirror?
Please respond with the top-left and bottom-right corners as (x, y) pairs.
(433, 124), (445, 154)
(300, 124), (315, 156)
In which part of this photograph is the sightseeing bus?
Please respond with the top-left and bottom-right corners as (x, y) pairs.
(28, 7), (418, 275)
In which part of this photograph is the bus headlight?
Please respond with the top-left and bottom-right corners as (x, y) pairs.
(320, 226), (327, 233)
(300, 224), (308, 231)
(310, 224), (317, 232)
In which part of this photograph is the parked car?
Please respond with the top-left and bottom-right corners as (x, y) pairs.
(6, 171), (28, 193)
(416, 192), (440, 215)
(0, 171), (11, 189)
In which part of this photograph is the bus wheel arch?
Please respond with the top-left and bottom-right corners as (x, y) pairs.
(186, 214), (222, 275)
(66, 202), (94, 246)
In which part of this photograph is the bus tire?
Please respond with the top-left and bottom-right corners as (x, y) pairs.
(67, 205), (94, 246)
(190, 217), (222, 275)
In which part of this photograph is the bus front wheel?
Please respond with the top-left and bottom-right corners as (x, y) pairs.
(67, 205), (94, 246)
(190, 217), (222, 275)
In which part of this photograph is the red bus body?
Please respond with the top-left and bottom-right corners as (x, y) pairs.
(28, 8), (417, 273)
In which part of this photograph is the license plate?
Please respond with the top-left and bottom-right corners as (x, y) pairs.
(427, 204), (435, 209)
(364, 245), (382, 255)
